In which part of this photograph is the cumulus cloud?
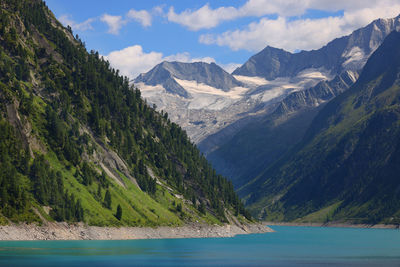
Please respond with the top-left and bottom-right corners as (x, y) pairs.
(103, 45), (162, 78)
(127, 9), (152, 27)
(199, 4), (400, 52)
(100, 14), (127, 35)
(167, 0), (400, 31)
(167, 5), (239, 31)
(100, 6), (164, 33)
(164, 52), (215, 64)
(59, 15), (95, 31)
(103, 45), (233, 79)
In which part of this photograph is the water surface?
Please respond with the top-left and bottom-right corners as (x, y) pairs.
(0, 226), (399, 266)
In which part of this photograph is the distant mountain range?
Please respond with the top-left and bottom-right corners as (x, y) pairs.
(135, 14), (400, 223)
(135, 14), (400, 185)
(233, 16), (400, 79)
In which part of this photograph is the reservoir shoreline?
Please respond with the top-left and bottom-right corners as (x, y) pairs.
(265, 221), (400, 229)
(0, 222), (272, 241)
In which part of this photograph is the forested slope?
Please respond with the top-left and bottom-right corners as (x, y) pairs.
(0, 0), (250, 226)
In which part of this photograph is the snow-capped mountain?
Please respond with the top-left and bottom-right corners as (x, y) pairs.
(134, 15), (400, 145)
(135, 63), (330, 143)
(134, 61), (252, 142)
(233, 15), (400, 79)
(135, 61), (243, 98)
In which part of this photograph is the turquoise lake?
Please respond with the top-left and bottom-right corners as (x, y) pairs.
(0, 226), (399, 266)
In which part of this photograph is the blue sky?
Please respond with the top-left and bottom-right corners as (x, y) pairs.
(45, 0), (400, 79)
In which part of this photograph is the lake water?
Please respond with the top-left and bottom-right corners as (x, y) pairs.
(0, 226), (399, 266)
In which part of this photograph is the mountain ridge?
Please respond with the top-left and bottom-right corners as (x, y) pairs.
(233, 15), (400, 79)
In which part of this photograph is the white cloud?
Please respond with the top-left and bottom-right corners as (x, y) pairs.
(167, 5), (239, 31)
(104, 45), (233, 79)
(59, 15), (95, 31)
(199, 5), (400, 52)
(100, 14), (127, 35)
(152, 5), (164, 16)
(164, 52), (216, 64)
(167, 0), (400, 31)
(127, 9), (152, 27)
(104, 45), (162, 78)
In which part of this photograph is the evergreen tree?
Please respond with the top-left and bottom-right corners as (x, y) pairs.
(115, 204), (122, 220)
(104, 189), (112, 209)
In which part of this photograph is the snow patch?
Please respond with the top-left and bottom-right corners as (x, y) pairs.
(173, 78), (250, 110)
(174, 78), (249, 99)
(296, 69), (331, 80)
(341, 46), (366, 68)
(249, 68), (331, 103)
(233, 75), (269, 87)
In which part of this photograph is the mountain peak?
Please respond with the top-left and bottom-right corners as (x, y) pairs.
(135, 60), (243, 97)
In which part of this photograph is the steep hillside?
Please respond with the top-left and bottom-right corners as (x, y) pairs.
(240, 31), (400, 225)
(0, 0), (250, 227)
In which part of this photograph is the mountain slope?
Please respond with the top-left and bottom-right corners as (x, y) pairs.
(200, 70), (358, 188)
(199, 15), (400, 190)
(0, 0), (250, 226)
(233, 15), (400, 80)
(240, 31), (400, 224)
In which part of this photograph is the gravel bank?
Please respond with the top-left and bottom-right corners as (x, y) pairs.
(0, 222), (272, 240)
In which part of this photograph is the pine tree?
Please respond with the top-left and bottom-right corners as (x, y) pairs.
(104, 189), (112, 209)
(115, 204), (122, 220)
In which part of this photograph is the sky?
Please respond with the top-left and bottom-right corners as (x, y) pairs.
(45, 0), (400, 79)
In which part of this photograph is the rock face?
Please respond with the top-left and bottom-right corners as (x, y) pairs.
(233, 15), (400, 79)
